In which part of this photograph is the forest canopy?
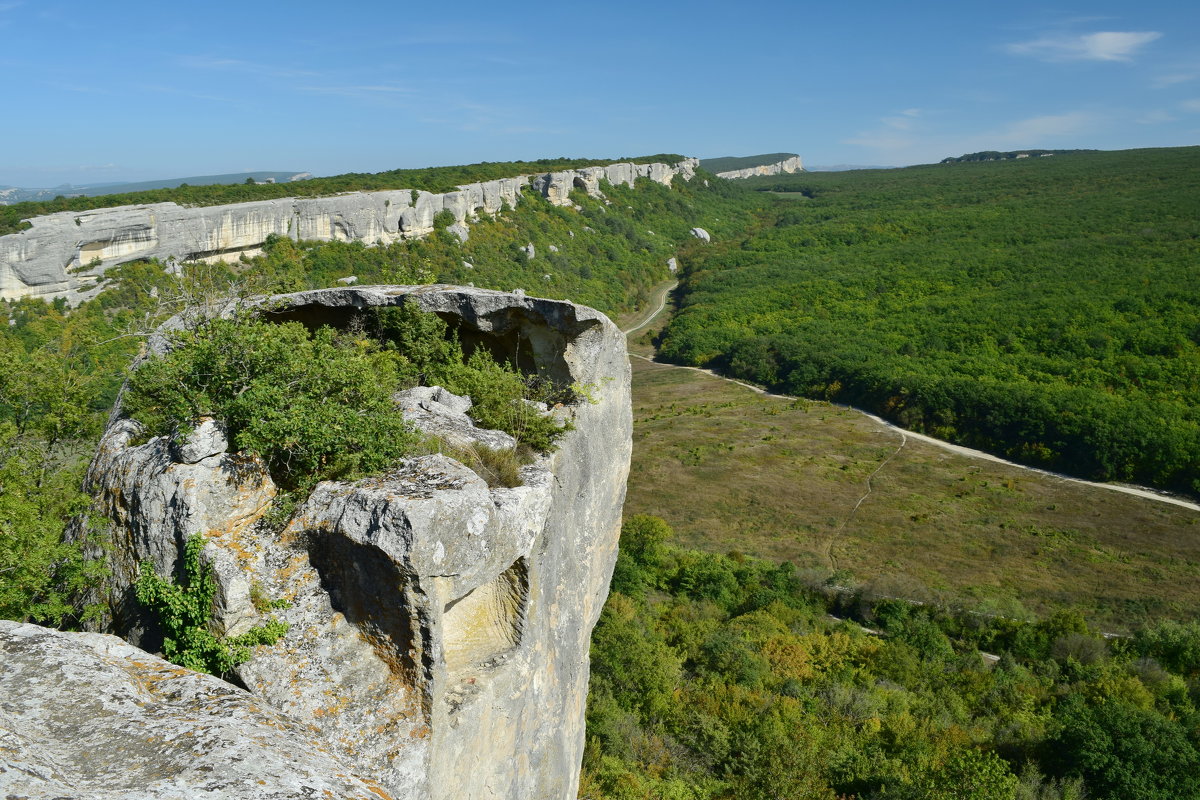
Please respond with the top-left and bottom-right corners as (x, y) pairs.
(661, 147), (1200, 494)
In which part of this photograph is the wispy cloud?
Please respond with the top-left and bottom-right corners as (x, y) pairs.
(1136, 109), (1176, 124)
(1153, 72), (1198, 88)
(845, 109), (923, 149)
(1007, 31), (1161, 62)
(177, 55), (319, 79)
(993, 112), (1097, 143)
(0, 1), (22, 28)
(1181, 99), (1200, 113)
(301, 85), (413, 97)
(881, 108), (922, 131)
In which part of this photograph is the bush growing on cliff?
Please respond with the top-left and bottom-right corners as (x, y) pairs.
(371, 303), (571, 453)
(124, 315), (420, 491)
(136, 533), (287, 676)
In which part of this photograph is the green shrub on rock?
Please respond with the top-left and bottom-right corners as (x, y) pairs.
(135, 533), (287, 676)
(124, 315), (420, 491)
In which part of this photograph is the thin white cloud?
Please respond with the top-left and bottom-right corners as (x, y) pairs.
(843, 131), (917, 150)
(1137, 110), (1176, 124)
(0, 1), (21, 28)
(301, 85), (413, 96)
(846, 110), (924, 148)
(1007, 31), (1161, 62)
(1180, 99), (1200, 113)
(995, 112), (1096, 143)
(1153, 72), (1198, 88)
(177, 56), (318, 79)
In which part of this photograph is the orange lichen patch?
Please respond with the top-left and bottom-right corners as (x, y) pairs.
(363, 781), (396, 800)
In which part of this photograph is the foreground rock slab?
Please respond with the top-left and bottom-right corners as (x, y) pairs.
(0, 621), (394, 800)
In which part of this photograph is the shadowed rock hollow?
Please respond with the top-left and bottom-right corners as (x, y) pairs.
(1, 285), (631, 800)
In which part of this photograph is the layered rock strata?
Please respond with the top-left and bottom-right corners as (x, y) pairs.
(62, 285), (632, 800)
(716, 154), (803, 180)
(0, 159), (697, 302)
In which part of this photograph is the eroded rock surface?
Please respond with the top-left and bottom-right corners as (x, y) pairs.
(715, 154), (803, 180)
(0, 159), (698, 302)
(59, 285), (632, 800)
(0, 621), (395, 800)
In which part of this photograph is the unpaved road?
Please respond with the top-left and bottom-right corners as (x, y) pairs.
(622, 283), (1200, 514)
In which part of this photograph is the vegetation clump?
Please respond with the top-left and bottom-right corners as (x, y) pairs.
(135, 533), (287, 676)
(123, 315), (420, 492)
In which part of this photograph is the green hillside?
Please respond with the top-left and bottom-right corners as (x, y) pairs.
(661, 146), (1200, 495)
(4, 150), (1200, 800)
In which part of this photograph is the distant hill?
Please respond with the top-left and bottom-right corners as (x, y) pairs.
(0, 171), (310, 205)
(699, 153), (799, 173)
(806, 164), (894, 172)
(940, 149), (1096, 164)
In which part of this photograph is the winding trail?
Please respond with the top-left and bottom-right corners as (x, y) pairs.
(826, 431), (907, 571)
(622, 282), (1200, 514)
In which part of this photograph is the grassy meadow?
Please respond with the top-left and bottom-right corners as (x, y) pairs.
(622, 298), (1200, 634)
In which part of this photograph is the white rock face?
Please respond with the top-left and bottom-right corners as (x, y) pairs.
(690, 227), (712, 242)
(70, 285), (633, 800)
(0, 621), (394, 800)
(0, 159), (699, 303)
(716, 155), (804, 180)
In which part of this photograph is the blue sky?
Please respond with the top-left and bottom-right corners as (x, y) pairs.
(1, 0), (1197, 186)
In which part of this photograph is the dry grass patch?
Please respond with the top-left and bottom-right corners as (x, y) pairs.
(626, 355), (1200, 632)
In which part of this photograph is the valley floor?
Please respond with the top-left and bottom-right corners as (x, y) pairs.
(619, 283), (1200, 631)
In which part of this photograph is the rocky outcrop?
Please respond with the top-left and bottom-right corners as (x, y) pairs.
(61, 285), (632, 800)
(716, 155), (803, 180)
(0, 621), (394, 800)
(0, 159), (698, 303)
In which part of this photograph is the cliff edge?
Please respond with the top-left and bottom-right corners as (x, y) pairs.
(0, 159), (697, 302)
(0, 285), (631, 799)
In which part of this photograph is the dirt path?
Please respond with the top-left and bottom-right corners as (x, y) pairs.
(623, 286), (1200, 514)
(619, 280), (676, 338)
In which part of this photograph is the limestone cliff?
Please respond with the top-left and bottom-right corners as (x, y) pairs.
(0, 159), (697, 302)
(716, 155), (804, 180)
(1, 286), (631, 799)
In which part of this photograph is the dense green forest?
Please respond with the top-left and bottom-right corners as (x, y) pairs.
(584, 515), (1200, 800)
(0, 153), (686, 235)
(660, 147), (1200, 494)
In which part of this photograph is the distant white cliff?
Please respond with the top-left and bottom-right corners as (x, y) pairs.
(716, 155), (803, 180)
(0, 159), (698, 303)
